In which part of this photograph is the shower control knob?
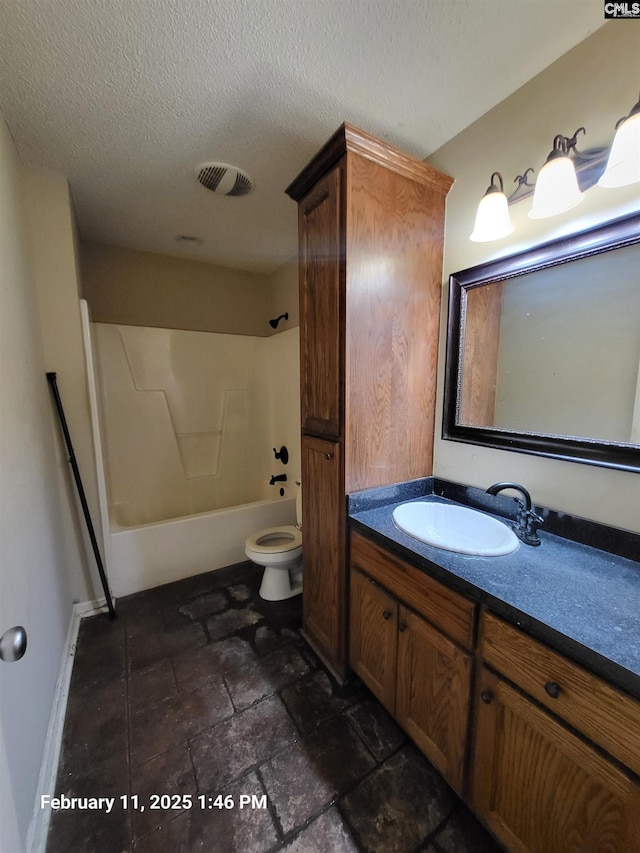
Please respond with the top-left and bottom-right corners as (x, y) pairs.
(0, 626), (27, 663)
(273, 446), (289, 464)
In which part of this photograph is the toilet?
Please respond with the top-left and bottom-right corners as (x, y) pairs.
(244, 484), (302, 601)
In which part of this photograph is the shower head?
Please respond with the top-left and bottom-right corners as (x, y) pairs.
(269, 312), (289, 329)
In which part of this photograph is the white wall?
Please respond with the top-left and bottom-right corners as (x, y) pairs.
(0, 113), (72, 852)
(428, 23), (640, 532)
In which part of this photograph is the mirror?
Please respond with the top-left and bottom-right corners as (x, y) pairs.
(443, 211), (640, 472)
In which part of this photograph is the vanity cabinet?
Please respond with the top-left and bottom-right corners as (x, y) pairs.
(287, 124), (452, 680)
(473, 613), (640, 852)
(349, 532), (474, 793)
(348, 528), (640, 851)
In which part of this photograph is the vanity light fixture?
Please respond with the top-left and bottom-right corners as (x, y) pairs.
(470, 87), (640, 242)
(469, 169), (536, 242)
(469, 172), (514, 242)
(598, 91), (640, 188)
(529, 129), (586, 219)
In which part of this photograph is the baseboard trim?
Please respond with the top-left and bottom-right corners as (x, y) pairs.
(72, 596), (114, 619)
(25, 596), (114, 853)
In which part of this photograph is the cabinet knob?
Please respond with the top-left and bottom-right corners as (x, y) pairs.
(398, 621), (407, 632)
(544, 681), (562, 699)
(382, 610), (392, 621)
(480, 690), (494, 704)
(324, 452), (333, 460)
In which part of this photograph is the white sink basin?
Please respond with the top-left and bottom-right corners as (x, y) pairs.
(392, 501), (519, 556)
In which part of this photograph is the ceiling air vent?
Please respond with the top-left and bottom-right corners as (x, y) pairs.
(194, 162), (254, 196)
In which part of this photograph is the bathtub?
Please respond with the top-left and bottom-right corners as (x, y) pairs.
(109, 496), (296, 598)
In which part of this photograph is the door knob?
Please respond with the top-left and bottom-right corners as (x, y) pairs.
(0, 626), (27, 663)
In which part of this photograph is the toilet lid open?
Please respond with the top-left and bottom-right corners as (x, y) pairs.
(245, 525), (302, 554)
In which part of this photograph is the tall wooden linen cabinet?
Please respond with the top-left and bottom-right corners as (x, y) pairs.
(286, 124), (453, 681)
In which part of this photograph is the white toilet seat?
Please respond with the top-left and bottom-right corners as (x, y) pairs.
(244, 525), (302, 565)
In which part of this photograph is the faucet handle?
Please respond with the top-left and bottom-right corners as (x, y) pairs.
(273, 446), (289, 464)
(519, 508), (544, 546)
(516, 505), (543, 527)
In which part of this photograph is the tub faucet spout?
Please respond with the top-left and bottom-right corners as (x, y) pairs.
(269, 474), (287, 486)
(486, 481), (544, 546)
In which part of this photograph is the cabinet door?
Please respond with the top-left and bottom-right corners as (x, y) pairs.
(396, 606), (472, 794)
(298, 165), (343, 438)
(473, 667), (640, 853)
(349, 568), (398, 713)
(301, 435), (345, 678)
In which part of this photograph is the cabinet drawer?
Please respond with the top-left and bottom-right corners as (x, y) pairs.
(482, 612), (640, 776)
(350, 532), (476, 650)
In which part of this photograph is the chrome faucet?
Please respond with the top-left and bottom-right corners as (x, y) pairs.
(486, 481), (544, 546)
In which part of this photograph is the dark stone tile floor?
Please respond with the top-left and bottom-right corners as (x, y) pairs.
(46, 561), (504, 853)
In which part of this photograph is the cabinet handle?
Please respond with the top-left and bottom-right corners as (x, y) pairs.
(480, 690), (494, 704)
(398, 621), (407, 632)
(382, 610), (392, 621)
(324, 453), (333, 460)
(544, 681), (562, 699)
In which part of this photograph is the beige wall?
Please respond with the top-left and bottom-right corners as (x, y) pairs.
(23, 168), (105, 603)
(81, 241), (281, 336)
(267, 258), (300, 331)
(428, 23), (640, 532)
(0, 113), (73, 853)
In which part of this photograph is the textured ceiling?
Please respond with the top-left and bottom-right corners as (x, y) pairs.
(0, 0), (604, 274)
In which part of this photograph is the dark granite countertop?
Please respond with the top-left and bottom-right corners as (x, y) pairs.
(348, 479), (640, 700)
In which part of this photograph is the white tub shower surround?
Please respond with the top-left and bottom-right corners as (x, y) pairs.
(91, 322), (300, 596)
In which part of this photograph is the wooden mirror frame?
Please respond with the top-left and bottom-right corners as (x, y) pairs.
(442, 211), (640, 472)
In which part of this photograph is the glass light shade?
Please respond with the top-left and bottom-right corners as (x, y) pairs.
(598, 112), (640, 188)
(529, 156), (584, 219)
(469, 190), (514, 242)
